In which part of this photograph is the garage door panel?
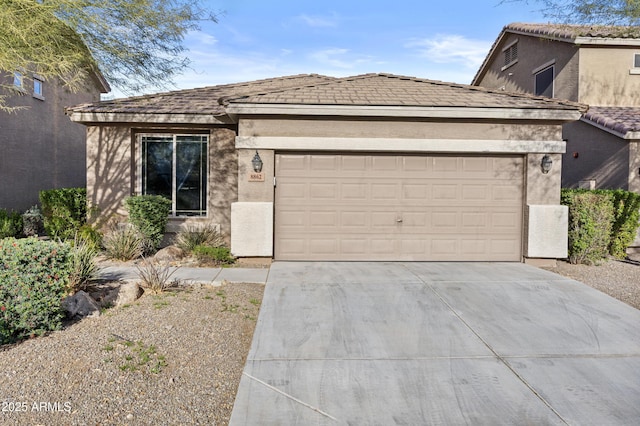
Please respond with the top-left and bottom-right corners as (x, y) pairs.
(275, 153), (523, 261)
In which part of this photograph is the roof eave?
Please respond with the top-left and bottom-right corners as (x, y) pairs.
(580, 116), (637, 139)
(67, 111), (233, 125)
(225, 103), (582, 121)
(471, 30), (508, 86)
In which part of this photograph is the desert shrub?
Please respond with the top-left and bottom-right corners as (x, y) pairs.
(604, 190), (640, 259)
(175, 224), (224, 253)
(0, 238), (71, 344)
(124, 195), (171, 252)
(192, 245), (235, 265)
(0, 209), (23, 239)
(102, 224), (145, 261)
(135, 258), (178, 294)
(39, 188), (87, 240)
(67, 237), (99, 293)
(77, 224), (103, 251)
(561, 190), (614, 265)
(22, 205), (44, 237)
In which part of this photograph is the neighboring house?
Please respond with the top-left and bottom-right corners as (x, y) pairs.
(0, 70), (109, 211)
(472, 22), (640, 193)
(66, 73), (583, 263)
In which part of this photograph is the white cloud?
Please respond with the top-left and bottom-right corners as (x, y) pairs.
(297, 13), (339, 28)
(309, 48), (374, 70)
(406, 35), (491, 69)
(186, 30), (218, 46)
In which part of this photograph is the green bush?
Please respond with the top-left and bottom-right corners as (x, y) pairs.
(175, 224), (224, 253)
(102, 224), (145, 261)
(192, 245), (235, 265)
(39, 188), (87, 240)
(0, 209), (23, 239)
(561, 189), (614, 265)
(0, 238), (71, 344)
(22, 205), (43, 237)
(77, 224), (103, 251)
(604, 190), (640, 259)
(124, 195), (171, 252)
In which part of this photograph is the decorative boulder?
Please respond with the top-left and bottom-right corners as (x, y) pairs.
(62, 290), (101, 319)
(113, 282), (144, 308)
(153, 245), (184, 263)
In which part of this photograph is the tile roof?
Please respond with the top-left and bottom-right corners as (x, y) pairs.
(582, 106), (640, 136)
(222, 73), (584, 111)
(68, 73), (585, 120)
(505, 22), (640, 41)
(66, 74), (336, 115)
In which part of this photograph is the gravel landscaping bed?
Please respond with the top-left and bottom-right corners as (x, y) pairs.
(0, 282), (263, 426)
(542, 255), (640, 311)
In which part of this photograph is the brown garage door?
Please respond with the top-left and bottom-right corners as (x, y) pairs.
(275, 153), (523, 261)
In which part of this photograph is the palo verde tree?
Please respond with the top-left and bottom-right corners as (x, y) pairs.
(505, 0), (640, 25)
(0, 0), (216, 108)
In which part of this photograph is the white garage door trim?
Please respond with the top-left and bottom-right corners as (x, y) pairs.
(274, 153), (524, 261)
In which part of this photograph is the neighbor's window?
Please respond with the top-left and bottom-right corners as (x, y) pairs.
(634, 53), (640, 68)
(13, 71), (23, 89)
(534, 65), (554, 97)
(140, 134), (208, 217)
(33, 76), (44, 99)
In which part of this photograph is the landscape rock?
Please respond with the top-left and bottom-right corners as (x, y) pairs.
(113, 282), (144, 308)
(89, 281), (144, 308)
(62, 290), (101, 319)
(153, 245), (184, 263)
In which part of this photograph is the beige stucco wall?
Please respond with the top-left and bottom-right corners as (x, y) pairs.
(525, 153), (563, 205)
(579, 47), (640, 105)
(239, 118), (563, 141)
(86, 125), (238, 238)
(0, 74), (102, 211)
(474, 33), (580, 102)
(561, 121), (630, 189)
(237, 149), (275, 202)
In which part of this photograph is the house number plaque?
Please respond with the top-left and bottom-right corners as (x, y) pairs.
(248, 172), (265, 182)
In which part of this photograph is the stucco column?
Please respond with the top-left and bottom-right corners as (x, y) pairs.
(231, 148), (275, 257)
(524, 152), (568, 261)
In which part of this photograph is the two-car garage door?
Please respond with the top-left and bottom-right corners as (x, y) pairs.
(274, 153), (524, 261)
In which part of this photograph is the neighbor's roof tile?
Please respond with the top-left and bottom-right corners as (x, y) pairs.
(505, 22), (640, 41)
(582, 106), (640, 135)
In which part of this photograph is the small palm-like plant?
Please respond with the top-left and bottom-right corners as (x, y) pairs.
(136, 258), (179, 294)
(175, 224), (225, 253)
(67, 237), (99, 293)
(103, 224), (144, 261)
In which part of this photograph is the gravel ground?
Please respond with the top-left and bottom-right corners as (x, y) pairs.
(0, 282), (263, 426)
(542, 254), (640, 311)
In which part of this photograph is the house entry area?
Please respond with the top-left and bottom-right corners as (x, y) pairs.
(274, 153), (524, 261)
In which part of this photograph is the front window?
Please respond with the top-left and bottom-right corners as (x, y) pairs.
(140, 134), (208, 217)
(534, 66), (554, 97)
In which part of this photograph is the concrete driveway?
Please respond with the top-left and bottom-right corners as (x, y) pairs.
(230, 262), (640, 425)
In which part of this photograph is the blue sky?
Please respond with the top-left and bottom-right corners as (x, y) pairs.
(146, 1), (547, 94)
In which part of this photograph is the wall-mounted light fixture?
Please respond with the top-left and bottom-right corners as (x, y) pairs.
(541, 154), (553, 174)
(252, 150), (263, 173)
